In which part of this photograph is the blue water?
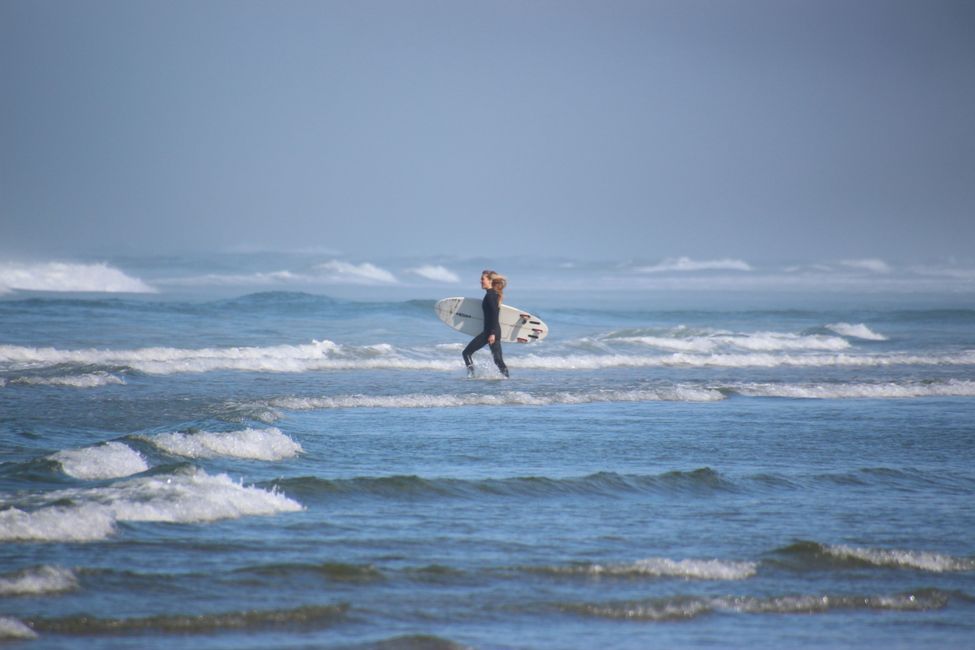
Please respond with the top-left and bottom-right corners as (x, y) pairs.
(2, 262), (975, 649)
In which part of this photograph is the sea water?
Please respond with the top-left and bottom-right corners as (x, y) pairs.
(1, 256), (974, 649)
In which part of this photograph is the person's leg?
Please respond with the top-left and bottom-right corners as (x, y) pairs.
(490, 340), (509, 377)
(462, 333), (488, 375)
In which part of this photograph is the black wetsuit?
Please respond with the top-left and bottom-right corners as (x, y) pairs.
(462, 289), (509, 376)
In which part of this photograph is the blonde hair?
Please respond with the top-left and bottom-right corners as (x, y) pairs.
(489, 272), (507, 304)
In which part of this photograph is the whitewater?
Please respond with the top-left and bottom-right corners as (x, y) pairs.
(1, 260), (974, 649)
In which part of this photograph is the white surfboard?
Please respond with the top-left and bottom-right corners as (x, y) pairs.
(435, 297), (549, 343)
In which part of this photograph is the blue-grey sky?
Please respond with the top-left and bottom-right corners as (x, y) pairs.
(2, 0), (973, 263)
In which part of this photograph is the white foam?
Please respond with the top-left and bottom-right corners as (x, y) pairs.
(408, 264), (460, 283)
(0, 340), (449, 374)
(575, 558), (757, 580)
(0, 261), (155, 294)
(87, 469), (304, 524)
(143, 428), (303, 461)
(615, 332), (850, 353)
(826, 322), (888, 341)
(10, 372), (125, 388)
(0, 503), (117, 542)
(3, 341), (975, 375)
(50, 441), (149, 480)
(0, 469), (303, 543)
(825, 544), (975, 572)
(613, 335), (718, 353)
(715, 333), (850, 352)
(732, 379), (975, 399)
(0, 565), (78, 596)
(314, 260), (398, 284)
(519, 350), (975, 370)
(0, 617), (37, 640)
(636, 257), (753, 273)
(435, 343), (465, 351)
(268, 387), (725, 411)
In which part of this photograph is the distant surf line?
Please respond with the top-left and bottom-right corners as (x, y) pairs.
(3, 341), (975, 375)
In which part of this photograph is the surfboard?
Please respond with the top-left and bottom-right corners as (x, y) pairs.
(435, 297), (549, 343)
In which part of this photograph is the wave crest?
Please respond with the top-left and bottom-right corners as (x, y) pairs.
(0, 503), (117, 543)
(778, 541), (975, 572)
(0, 566), (78, 596)
(535, 557), (757, 580)
(0, 617), (37, 640)
(141, 428), (303, 461)
(608, 328), (851, 353)
(50, 441), (149, 480)
(0, 468), (303, 543)
(826, 322), (888, 341)
(0, 261), (154, 294)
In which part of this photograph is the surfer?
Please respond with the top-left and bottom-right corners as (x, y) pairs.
(463, 270), (509, 378)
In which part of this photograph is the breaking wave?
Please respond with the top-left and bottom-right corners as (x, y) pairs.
(606, 327), (852, 353)
(140, 427), (303, 461)
(0, 617), (37, 640)
(0, 565), (78, 596)
(826, 322), (888, 341)
(777, 541), (975, 573)
(0, 261), (155, 295)
(0, 503), (116, 543)
(50, 441), (149, 480)
(0, 468), (303, 543)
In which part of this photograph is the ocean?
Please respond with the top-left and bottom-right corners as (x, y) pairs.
(1, 255), (974, 649)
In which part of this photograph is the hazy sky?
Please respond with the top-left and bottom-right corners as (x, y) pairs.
(2, 0), (973, 263)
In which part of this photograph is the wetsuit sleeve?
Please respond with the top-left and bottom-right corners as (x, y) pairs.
(483, 292), (501, 337)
